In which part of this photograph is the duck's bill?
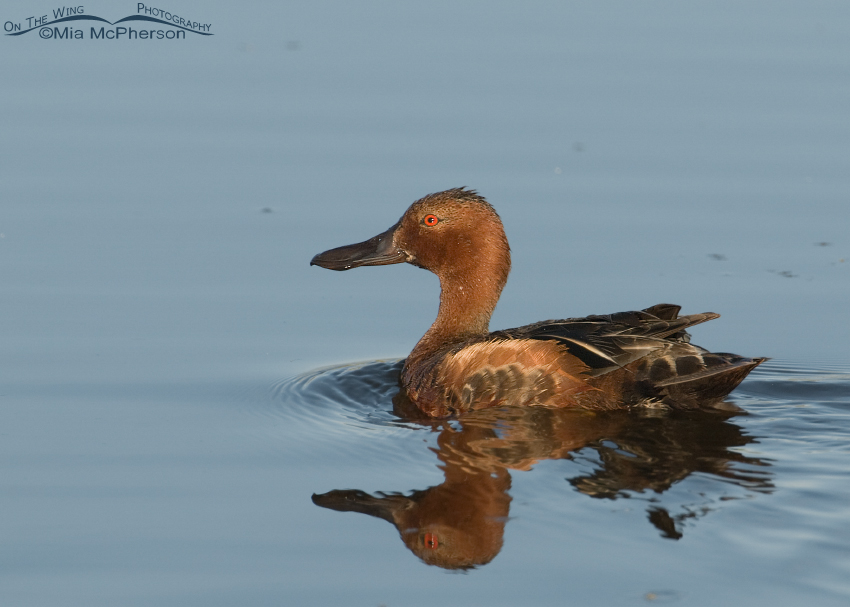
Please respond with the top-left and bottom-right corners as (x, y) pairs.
(310, 224), (407, 271)
(311, 489), (404, 524)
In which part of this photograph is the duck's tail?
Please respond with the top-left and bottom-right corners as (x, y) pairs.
(654, 353), (768, 404)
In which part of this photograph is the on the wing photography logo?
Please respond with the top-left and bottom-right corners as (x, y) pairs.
(5, 3), (212, 40)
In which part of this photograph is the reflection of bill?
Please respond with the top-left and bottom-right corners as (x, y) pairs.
(313, 405), (773, 569)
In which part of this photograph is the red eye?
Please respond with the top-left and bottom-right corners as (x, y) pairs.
(424, 533), (439, 549)
(423, 214), (439, 227)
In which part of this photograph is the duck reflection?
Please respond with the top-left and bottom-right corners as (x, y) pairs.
(313, 398), (772, 569)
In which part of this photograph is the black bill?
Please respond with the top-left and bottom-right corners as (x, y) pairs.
(310, 223), (407, 271)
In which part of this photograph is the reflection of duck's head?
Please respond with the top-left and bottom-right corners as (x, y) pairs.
(312, 405), (774, 566)
(313, 464), (511, 570)
(312, 188), (765, 417)
(312, 408), (625, 569)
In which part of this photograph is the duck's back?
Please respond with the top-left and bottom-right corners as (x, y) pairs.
(403, 304), (765, 416)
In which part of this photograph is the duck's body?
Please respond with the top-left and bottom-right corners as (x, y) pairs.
(311, 188), (764, 418)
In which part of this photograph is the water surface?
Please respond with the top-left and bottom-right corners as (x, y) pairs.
(1, 0), (849, 604)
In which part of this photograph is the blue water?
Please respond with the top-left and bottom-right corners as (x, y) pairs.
(2, 0), (849, 604)
(278, 359), (850, 602)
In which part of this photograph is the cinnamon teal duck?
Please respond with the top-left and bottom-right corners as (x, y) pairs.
(311, 188), (765, 417)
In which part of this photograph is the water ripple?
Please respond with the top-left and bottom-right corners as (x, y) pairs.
(264, 356), (850, 569)
(741, 360), (850, 403)
(269, 359), (412, 427)
(261, 360), (435, 465)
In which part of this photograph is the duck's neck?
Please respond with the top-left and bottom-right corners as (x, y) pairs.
(408, 256), (510, 365)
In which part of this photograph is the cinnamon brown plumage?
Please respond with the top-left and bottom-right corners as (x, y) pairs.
(311, 188), (765, 417)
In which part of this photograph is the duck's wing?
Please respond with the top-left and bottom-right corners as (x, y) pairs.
(494, 304), (717, 374)
(433, 305), (709, 412)
(426, 304), (764, 414)
(500, 303), (766, 408)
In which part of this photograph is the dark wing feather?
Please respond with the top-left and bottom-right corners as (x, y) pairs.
(493, 304), (717, 374)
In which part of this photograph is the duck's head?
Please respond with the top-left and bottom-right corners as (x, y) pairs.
(312, 188), (511, 340)
(311, 187), (510, 280)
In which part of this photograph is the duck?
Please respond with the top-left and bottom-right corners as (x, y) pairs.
(311, 188), (765, 418)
